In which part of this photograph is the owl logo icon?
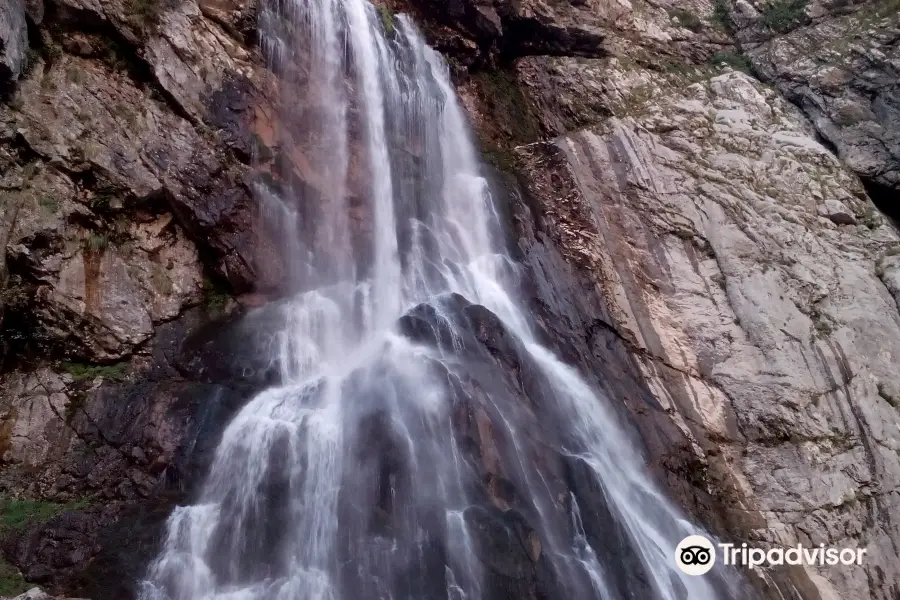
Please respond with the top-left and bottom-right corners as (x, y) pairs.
(675, 535), (716, 575)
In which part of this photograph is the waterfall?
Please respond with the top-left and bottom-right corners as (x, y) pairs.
(138, 2), (745, 599)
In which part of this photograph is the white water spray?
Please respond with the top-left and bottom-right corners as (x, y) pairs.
(139, 3), (744, 600)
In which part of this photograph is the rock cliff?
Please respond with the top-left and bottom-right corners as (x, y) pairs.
(1, 0), (899, 599)
(732, 0), (900, 202)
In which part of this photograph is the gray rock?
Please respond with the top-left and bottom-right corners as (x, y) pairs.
(742, 4), (900, 196)
(876, 248), (900, 311)
(5, 47), (274, 300)
(516, 68), (900, 599)
(142, 0), (255, 122)
(7, 588), (51, 600)
(0, 0), (27, 82)
(2, 162), (203, 360)
(819, 199), (857, 225)
(1, 586), (89, 600)
(24, 0), (43, 25)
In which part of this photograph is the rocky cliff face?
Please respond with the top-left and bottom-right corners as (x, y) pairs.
(733, 0), (900, 202)
(0, 0), (280, 596)
(514, 68), (900, 599)
(1, 0), (899, 599)
(455, 1), (900, 598)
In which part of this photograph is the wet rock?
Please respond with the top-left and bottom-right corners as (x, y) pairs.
(204, 74), (259, 161)
(3, 507), (118, 587)
(420, 0), (609, 60)
(462, 302), (525, 386)
(561, 456), (654, 599)
(397, 298), (461, 350)
(175, 305), (281, 387)
(464, 506), (558, 600)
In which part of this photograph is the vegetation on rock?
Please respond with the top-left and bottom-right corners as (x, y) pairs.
(83, 232), (108, 252)
(709, 51), (752, 73)
(667, 7), (703, 32)
(202, 276), (232, 315)
(0, 498), (91, 532)
(0, 497), (92, 595)
(473, 69), (541, 144)
(712, 0), (733, 31)
(377, 5), (396, 36)
(126, 0), (167, 32)
(61, 361), (129, 382)
(0, 560), (27, 597)
(471, 68), (543, 174)
(760, 0), (808, 32)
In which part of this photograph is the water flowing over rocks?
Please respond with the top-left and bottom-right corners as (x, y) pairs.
(0, 0), (28, 83)
(0, 0), (899, 599)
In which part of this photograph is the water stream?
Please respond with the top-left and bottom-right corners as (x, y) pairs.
(138, 2), (742, 599)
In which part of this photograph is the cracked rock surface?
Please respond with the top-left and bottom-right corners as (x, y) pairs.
(513, 67), (900, 600)
(735, 0), (900, 199)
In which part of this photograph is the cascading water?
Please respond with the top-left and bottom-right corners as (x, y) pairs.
(139, 2), (748, 599)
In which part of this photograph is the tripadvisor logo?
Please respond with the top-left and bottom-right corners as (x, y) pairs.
(674, 535), (867, 576)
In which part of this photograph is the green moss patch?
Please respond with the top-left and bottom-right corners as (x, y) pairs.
(202, 276), (232, 316)
(709, 51), (753, 73)
(0, 497), (92, 596)
(61, 361), (128, 383)
(377, 5), (395, 36)
(0, 560), (28, 597)
(472, 69), (542, 145)
(0, 497), (89, 532)
(470, 67), (544, 174)
(712, 0), (733, 31)
(760, 0), (808, 33)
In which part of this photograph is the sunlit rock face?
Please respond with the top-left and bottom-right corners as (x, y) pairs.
(512, 65), (900, 599)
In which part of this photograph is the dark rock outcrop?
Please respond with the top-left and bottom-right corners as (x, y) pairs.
(419, 0), (608, 61)
(0, 307), (263, 597)
(395, 294), (661, 600)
